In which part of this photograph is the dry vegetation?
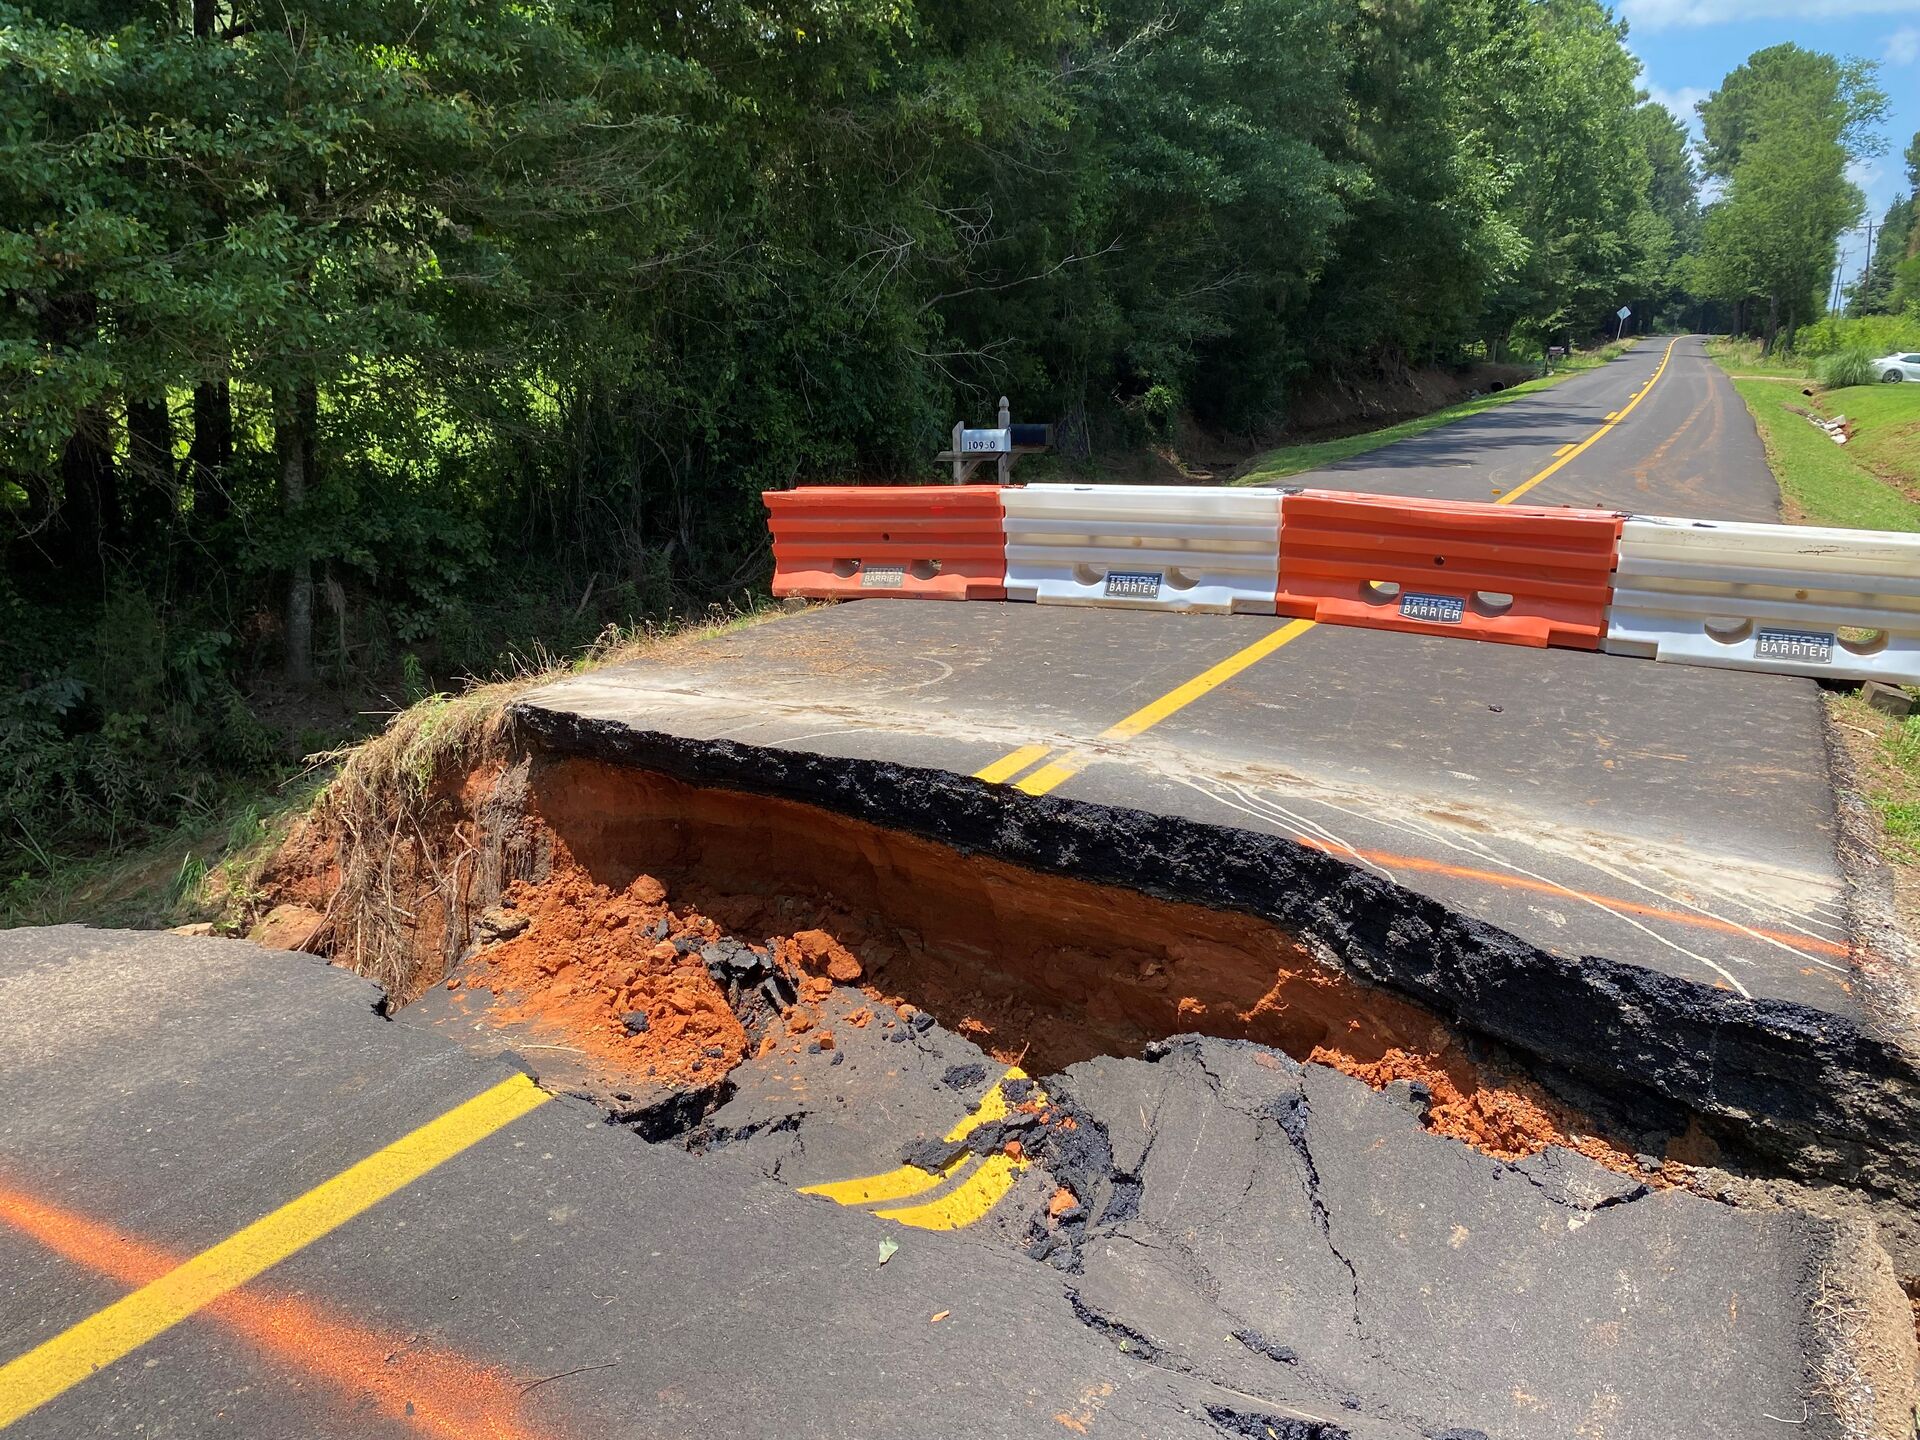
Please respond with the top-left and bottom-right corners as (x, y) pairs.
(284, 606), (786, 995)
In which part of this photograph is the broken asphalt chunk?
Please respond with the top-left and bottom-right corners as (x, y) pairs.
(942, 1062), (989, 1091)
(900, 1135), (969, 1174)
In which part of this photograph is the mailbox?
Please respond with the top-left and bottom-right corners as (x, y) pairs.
(936, 398), (1052, 483)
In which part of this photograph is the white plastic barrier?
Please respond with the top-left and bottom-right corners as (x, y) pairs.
(1002, 484), (1283, 613)
(1605, 515), (1920, 683)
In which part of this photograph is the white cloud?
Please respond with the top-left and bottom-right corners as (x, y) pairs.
(1622, 0), (1920, 29)
(1887, 25), (1920, 62)
(1848, 158), (1886, 191)
(1646, 83), (1709, 138)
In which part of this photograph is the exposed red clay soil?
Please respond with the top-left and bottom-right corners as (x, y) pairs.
(538, 758), (1672, 1172)
(293, 749), (1672, 1178)
(451, 859), (904, 1089)
(464, 868), (749, 1086)
(268, 746), (1688, 1178)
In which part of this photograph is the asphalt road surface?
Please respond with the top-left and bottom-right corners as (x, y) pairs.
(1, 926), (1902, 1440)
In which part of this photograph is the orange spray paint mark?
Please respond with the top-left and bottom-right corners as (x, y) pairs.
(1294, 839), (1853, 960)
(0, 1181), (556, 1440)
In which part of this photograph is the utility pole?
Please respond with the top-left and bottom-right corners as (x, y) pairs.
(1831, 219), (1880, 315)
(1855, 217), (1881, 312)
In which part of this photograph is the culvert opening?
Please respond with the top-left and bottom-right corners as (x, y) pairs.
(399, 754), (1681, 1176)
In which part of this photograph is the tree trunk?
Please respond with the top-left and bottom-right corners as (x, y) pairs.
(125, 396), (176, 543)
(275, 382), (315, 685)
(1761, 294), (1780, 354)
(58, 404), (121, 586)
(188, 381), (233, 528)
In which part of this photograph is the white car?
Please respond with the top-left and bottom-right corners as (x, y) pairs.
(1872, 351), (1920, 382)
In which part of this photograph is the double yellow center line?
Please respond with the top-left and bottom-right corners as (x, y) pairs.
(976, 336), (1678, 795)
(977, 619), (1319, 795)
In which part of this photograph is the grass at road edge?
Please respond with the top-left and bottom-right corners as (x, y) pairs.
(1830, 695), (1920, 947)
(1706, 344), (1920, 532)
(0, 786), (322, 933)
(1235, 339), (1638, 485)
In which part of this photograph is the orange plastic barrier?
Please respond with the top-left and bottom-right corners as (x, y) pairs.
(764, 486), (1007, 601)
(1275, 490), (1622, 649)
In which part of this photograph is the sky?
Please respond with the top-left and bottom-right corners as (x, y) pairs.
(1620, 0), (1920, 297)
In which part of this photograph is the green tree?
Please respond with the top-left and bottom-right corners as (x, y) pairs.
(1474, 0), (1660, 349)
(1852, 190), (1913, 316)
(1693, 44), (1887, 348)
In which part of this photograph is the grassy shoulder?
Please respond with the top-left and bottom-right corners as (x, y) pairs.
(1706, 341), (1920, 942)
(1830, 694), (1920, 944)
(0, 784), (322, 933)
(1236, 339), (1638, 485)
(1, 603), (784, 935)
(1706, 349), (1920, 532)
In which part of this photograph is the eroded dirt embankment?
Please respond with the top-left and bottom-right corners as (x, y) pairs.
(529, 757), (1683, 1167)
(270, 730), (1839, 1198)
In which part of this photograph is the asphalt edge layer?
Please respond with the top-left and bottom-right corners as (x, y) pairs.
(506, 700), (1920, 1207)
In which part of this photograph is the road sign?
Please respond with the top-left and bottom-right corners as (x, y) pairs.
(1617, 306), (1632, 320)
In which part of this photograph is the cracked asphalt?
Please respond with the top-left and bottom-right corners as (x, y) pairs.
(2, 925), (1908, 1439)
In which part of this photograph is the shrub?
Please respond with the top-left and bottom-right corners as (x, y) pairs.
(1129, 383), (1181, 446)
(1796, 314), (1917, 362)
(1815, 349), (1876, 389)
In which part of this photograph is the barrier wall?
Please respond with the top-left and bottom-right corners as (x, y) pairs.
(1274, 490), (1622, 649)
(1605, 516), (1920, 683)
(764, 486), (1007, 601)
(1003, 484), (1283, 614)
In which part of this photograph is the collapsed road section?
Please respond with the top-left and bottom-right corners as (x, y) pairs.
(486, 714), (1920, 1208)
(258, 679), (1920, 1435)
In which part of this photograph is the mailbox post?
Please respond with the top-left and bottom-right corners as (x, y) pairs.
(935, 396), (1051, 483)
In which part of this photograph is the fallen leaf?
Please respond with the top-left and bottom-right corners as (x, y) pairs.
(877, 1238), (899, 1266)
(930, 1310), (950, 1323)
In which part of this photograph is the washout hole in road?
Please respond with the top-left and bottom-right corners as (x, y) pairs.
(274, 731), (1920, 1290)
(306, 753), (1647, 1170)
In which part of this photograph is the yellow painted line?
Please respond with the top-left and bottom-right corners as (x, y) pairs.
(974, 337), (1683, 797)
(1015, 755), (1089, 795)
(973, 743), (1054, 785)
(800, 1152), (980, 1208)
(1499, 336), (1678, 507)
(0, 1073), (550, 1431)
(1102, 618), (1319, 740)
(873, 1154), (1022, 1230)
(1008, 618), (1320, 797)
(798, 1068), (1021, 1207)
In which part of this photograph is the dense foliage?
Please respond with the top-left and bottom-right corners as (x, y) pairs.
(1850, 134), (1920, 321)
(0, 0), (1910, 870)
(1690, 44), (1891, 348)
